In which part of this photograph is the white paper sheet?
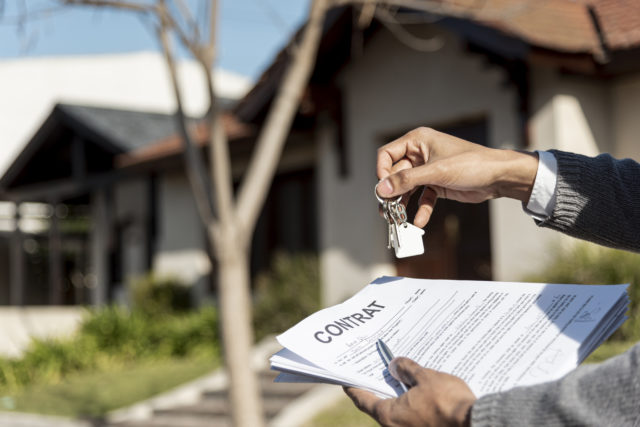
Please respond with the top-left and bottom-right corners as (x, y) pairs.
(271, 277), (628, 398)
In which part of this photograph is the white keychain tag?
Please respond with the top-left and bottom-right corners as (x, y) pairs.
(394, 222), (425, 258)
(375, 181), (426, 259)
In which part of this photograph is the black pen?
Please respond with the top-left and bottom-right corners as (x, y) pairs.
(376, 339), (409, 393)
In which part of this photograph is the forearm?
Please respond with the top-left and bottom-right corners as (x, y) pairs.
(472, 342), (640, 426)
(538, 150), (640, 252)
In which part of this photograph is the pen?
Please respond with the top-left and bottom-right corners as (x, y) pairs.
(376, 339), (409, 393)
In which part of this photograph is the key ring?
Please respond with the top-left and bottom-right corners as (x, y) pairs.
(375, 181), (402, 205)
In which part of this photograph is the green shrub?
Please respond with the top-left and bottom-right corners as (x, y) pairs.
(526, 242), (640, 341)
(80, 305), (219, 359)
(0, 306), (220, 391)
(130, 273), (192, 317)
(252, 252), (320, 341)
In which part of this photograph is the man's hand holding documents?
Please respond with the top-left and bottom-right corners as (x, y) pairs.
(270, 276), (629, 398)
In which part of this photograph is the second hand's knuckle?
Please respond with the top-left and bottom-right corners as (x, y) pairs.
(373, 401), (390, 424)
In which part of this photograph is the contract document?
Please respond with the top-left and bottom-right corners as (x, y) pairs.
(270, 277), (629, 398)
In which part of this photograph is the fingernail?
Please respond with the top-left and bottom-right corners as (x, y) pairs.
(378, 179), (393, 196)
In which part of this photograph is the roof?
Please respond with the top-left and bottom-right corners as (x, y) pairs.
(587, 0), (640, 50)
(57, 104), (186, 152)
(450, 0), (600, 54)
(234, 1), (640, 123)
(387, 0), (640, 56)
(0, 52), (251, 178)
(0, 103), (251, 197)
(115, 114), (254, 168)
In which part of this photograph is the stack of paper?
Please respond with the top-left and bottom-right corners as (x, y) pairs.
(270, 277), (629, 398)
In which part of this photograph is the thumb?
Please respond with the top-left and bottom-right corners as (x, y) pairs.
(388, 357), (425, 387)
(377, 167), (427, 199)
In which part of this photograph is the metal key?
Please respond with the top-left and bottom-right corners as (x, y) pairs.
(388, 217), (398, 250)
(382, 201), (392, 248)
(376, 182), (425, 258)
(387, 199), (424, 257)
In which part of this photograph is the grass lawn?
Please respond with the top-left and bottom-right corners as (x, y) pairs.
(583, 339), (638, 363)
(307, 339), (638, 426)
(0, 357), (217, 419)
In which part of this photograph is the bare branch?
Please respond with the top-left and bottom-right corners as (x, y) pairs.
(205, 0), (216, 65)
(162, 0), (207, 61)
(375, 7), (444, 52)
(173, 0), (200, 42)
(62, 0), (154, 13)
(156, 0), (218, 232)
(235, 0), (329, 242)
(250, 0), (289, 33)
(356, 1), (376, 29)
(195, 0), (235, 235)
(0, 6), (65, 25)
(61, 0), (207, 67)
(159, 7), (208, 63)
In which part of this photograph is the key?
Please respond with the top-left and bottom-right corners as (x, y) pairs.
(394, 222), (425, 258)
(382, 201), (393, 249)
(376, 182), (424, 257)
(388, 222), (398, 250)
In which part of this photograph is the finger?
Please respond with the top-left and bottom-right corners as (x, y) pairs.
(388, 357), (429, 387)
(377, 128), (426, 179)
(376, 158), (415, 201)
(414, 187), (437, 228)
(377, 141), (409, 180)
(390, 158), (413, 175)
(343, 386), (383, 415)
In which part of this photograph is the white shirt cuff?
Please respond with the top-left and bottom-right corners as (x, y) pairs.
(525, 150), (558, 220)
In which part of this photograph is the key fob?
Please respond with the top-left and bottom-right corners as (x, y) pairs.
(395, 223), (425, 258)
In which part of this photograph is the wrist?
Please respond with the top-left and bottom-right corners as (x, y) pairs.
(496, 150), (538, 203)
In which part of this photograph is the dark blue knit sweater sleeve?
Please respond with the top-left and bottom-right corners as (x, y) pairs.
(538, 150), (640, 252)
(472, 343), (640, 426)
(472, 150), (640, 426)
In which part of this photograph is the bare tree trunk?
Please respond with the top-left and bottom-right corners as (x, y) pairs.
(212, 227), (262, 426)
(58, 1), (331, 425)
(236, 0), (330, 236)
(215, 2), (330, 425)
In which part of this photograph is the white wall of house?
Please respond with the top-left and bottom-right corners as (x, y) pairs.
(89, 189), (111, 306)
(529, 67), (613, 156)
(153, 172), (211, 300)
(612, 73), (640, 160)
(91, 172), (211, 304)
(114, 178), (150, 287)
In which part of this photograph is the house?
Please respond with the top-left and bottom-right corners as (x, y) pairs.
(3, 0), (640, 308)
(237, 0), (640, 304)
(0, 52), (250, 176)
(0, 53), (250, 307)
(0, 102), (315, 306)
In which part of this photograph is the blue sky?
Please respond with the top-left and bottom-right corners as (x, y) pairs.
(0, 0), (309, 80)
